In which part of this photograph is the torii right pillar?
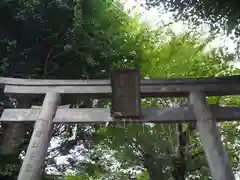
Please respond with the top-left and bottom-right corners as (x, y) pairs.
(189, 91), (235, 180)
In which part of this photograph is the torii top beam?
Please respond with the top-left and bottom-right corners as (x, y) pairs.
(0, 75), (239, 100)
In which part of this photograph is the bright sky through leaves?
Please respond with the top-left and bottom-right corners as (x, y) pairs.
(122, 0), (238, 62)
(126, 0), (240, 68)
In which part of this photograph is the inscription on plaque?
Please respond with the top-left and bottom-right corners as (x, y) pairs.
(111, 67), (141, 118)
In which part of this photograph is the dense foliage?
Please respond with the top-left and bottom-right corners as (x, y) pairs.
(80, 34), (240, 179)
(0, 0), (240, 180)
(144, 0), (240, 34)
(0, 0), (143, 179)
(0, 0), (139, 79)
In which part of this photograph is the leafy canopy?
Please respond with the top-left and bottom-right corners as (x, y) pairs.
(67, 18), (240, 180)
(144, 0), (240, 34)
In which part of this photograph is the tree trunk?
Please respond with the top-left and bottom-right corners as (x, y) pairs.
(0, 100), (31, 156)
(0, 99), (31, 178)
(143, 153), (165, 180)
(172, 123), (187, 180)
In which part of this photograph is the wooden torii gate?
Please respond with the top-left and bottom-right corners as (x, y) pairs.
(0, 68), (239, 180)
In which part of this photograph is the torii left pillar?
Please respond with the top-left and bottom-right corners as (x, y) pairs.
(18, 92), (60, 180)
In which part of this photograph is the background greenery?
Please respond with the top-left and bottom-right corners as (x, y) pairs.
(0, 0), (240, 179)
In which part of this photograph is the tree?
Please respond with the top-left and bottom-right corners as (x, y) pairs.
(0, 0), (152, 179)
(143, 0), (240, 35)
(81, 30), (240, 179)
(1, 0), (240, 179)
(61, 2), (240, 179)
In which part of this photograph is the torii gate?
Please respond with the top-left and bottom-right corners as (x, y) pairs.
(0, 68), (239, 180)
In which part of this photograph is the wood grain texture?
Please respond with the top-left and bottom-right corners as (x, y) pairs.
(2, 106), (240, 123)
(189, 91), (235, 180)
(18, 92), (60, 180)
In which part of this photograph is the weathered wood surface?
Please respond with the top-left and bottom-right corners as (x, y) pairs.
(0, 75), (239, 86)
(5, 83), (240, 98)
(18, 92), (60, 180)
(3, 75), (240, 98)
(111, 68), (141, 118)
(189, 91), (235, 180)
(2, 106), (240, 123)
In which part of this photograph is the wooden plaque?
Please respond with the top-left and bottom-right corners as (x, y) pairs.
(111, 67), (141, 118)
